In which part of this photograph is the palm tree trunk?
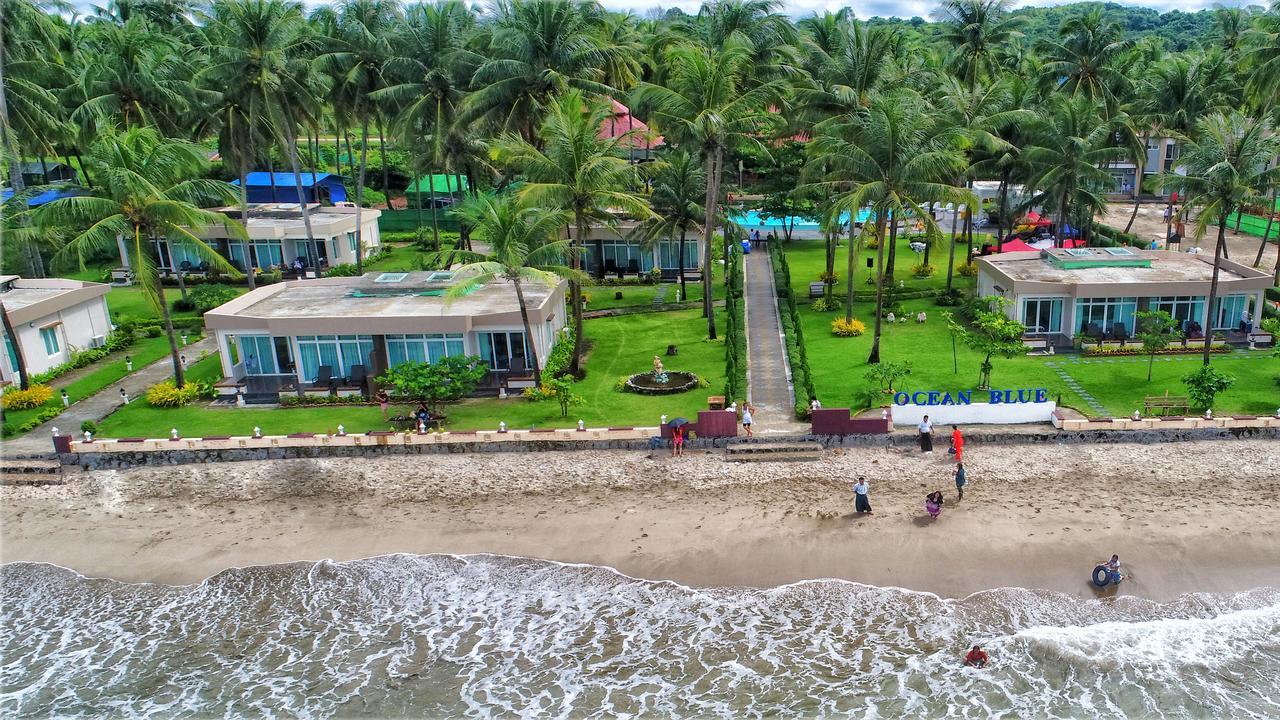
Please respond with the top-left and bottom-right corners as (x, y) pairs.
(378, 116), (389, 195)
(144, 226), (187, 389)
(569, 213), (586, 374)
(238, 119), (257, 291)
(1203, 210), (1228, 367)
(284, 124), (321, 276)
(867, 209), (889, 364)
(355, 119), (371, 275)
(716, 149), (730, 288)
(176, 268), (187, 300)
(427, 171), (440, 250)
(1254, 188), (1276, 267)
(677, 224), (687, 301)
(844, 222), (858, 322)
(997, 168), (1011, 251)
(823, 227), (835, 303)
(0, 301), (30, 390)
(1125, 151), (1145, 234)
(701, 149), (719, 339)
(513, 278), (541, 386)
(945, 205), (959, 291)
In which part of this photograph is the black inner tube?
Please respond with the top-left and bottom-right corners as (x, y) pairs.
(1092, 565), (1111, 587)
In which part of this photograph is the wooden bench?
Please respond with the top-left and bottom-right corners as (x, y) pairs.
(1022, 336), (1048, 352)
(809, 282), (825, 299)
(1143, 391), (1189, 417)
(1247, 331), (1273, 346)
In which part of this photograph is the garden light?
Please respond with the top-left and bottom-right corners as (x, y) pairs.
(120, 388), (129, 404)
(337, 425), (345, 436)
(83, 430), (92, 442)
(171, 428), (180, 440)
(253, 426), (262, 438)
(578, 419), (585, 431)
(499, 421), (507, 433)
(61, 390), (69, 407)
(125, 356), (133, 371)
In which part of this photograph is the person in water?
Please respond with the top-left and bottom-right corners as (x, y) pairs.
(925, 490), (944, 519)
(964, 645), (989, 668)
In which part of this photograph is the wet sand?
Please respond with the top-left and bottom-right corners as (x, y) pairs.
(3, 440), (1278, 600)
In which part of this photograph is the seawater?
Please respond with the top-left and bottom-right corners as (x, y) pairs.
(2, 555), (1278, 718)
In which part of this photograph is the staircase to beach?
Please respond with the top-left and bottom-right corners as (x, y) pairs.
(724, 440), (824, 463)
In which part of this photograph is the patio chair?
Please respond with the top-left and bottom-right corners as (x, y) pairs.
(626, 259), (641, 276)
(347, 364), (368, 392)
(311, 365), (334, 389)
(604, 259), (619, 276)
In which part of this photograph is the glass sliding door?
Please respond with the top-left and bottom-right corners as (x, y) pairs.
(238, 335), (278, 375)
(1021, 297), (1063, 334)
(1151, 296), (1206, 331)
(1212, 295), (1250, 330)
(385, 334), (465, 368)
(476, 331), (529, 371)
(1074, 297), (1138, 336)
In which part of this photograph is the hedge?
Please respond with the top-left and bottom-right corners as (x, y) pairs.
(722, 245), (748, 403)
(769, 242), (816, 419)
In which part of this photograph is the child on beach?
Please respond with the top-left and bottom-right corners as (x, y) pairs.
(955, 463), (966, 500)
(925, 491), (944, 519)
(672, 425), (685, 457)
(376, 389), (390, 420)
(741, 404), (755, 437)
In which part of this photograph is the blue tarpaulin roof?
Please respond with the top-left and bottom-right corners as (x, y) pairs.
(231, 172), (344, 187)
(1, 187), (79, 207)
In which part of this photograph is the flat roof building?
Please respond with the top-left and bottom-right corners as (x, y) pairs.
(977, 248), (1273, 343)
(203, 271), (567, 402)
(231, 172), (348, 205)
(0, 276), (112, 384)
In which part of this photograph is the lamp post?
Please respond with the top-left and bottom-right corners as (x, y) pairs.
(60, 390), (69, 407)
(253, 426), (262, 438)
(125, 356), (133, 372)
(498, 421), (507, 433)
(181, 333), (188, 346)
(577, 419), (585, 431)
(337, 424), (345, 436)
(170, 428), (180, 440)
(120, 388), (129, 405)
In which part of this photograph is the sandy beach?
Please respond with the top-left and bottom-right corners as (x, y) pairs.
(3, 439), (1278, 600)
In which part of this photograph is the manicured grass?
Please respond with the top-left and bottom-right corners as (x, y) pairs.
(93, 308), (729, 437)
(364, 242), (427, 272)
(106, 286), (214, 325)
(585, 265), (726, 311)
(778, 232), (985, 301)
(799, 296), (1278, 417)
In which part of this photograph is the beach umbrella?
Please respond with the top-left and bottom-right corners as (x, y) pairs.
(669, 417), (689, 428)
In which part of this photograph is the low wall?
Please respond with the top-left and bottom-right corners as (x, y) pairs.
(892, 401), (1057, 425)
(1052, 412), (1280, 432)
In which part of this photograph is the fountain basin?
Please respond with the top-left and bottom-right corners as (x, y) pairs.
(624, 371), (700, 395)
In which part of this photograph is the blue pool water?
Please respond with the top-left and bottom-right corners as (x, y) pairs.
(730, 209), (872, 230)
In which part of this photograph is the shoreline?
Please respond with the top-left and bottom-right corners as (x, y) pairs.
(3, 440), (1278, 601)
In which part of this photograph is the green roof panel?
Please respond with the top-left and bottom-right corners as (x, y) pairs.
(406, 175), (469, 194)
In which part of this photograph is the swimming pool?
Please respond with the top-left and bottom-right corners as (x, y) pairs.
(729, 209), (872, 231)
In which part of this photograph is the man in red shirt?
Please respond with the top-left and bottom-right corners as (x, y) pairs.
(964, 645), (989, 668)
(951, 425), (964, 463)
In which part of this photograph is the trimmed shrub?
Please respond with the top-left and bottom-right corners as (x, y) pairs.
(0, 406), (61, 438)
(1, 384), (54, 410)
(831, 317), (867, 337)
(145, 380), (202, 408)
(935, 287), (966, 306)
(187, 284), (241, 314)
(80, 420), (99, 434)
(172, 297), (197, 312)
(957, 261), (979, 278)
(911, 263), (936, 278)
(279, 394), (369, 406)
(325, 263), (361, 277)
(543, 327), (576, 379)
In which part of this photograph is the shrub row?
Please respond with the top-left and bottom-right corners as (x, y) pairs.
(542, 326), (576, 380)
(722, 246), (748, 403)
(145, 380), (208, 407)
(172, 284), (242, 314)
(279, 394), (371, 407)
(1083, 344), (1231, 356)
(769, 243), (816, 419)
(1092, 223), (1146, 248)
(0, 407), (61, 439)
(1, 384), (54, 410)
(26, 329), (138, 386)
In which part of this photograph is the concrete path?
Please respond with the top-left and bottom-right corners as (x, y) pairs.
(1, 336), (217, 457)
(742, 251), (806, 434)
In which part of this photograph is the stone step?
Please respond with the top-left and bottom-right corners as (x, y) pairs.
(0, 471), (65, 486)
(724, 441), (824, 462)
(0, 459), (61, 475)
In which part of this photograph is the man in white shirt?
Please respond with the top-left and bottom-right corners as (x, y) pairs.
(853, 477), (871, 514)
(918, 415), (934, 453)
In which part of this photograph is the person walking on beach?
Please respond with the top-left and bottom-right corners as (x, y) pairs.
(741, 403), (755, 437)
(376, 389), (390, 420)
(925, 490), (944, 519)
(918, 415), (934, 453)
(955, 463), (967, 500)
(950, 425), (964, 463)
(671, 424), (685, 457)
(854, 477), (872, 514)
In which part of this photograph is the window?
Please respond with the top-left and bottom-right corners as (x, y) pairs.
(39, 326), (60, 356)
(1021, 297), (1063, 335)
(1165, 142), (1176, 160)
(238, 335), (278, 375)
(1075, 297), (1137, 336)
(297, 335), (374, 380)
(347, 232), (358, 254)
(1151, 296), (1205, 331)
(385, 333), (465, 368)
(1212, 294), (1250, 330)
(476, 331), (528, 371)
(4, 331), (19, 372)
(376, 273), (408, 284)
(658, 239), (700, 270)
(250, 240), (284, 270)
(587, 240), (653, 275)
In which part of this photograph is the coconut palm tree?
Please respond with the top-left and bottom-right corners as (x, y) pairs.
(444, 193), (581, 385)
(1243, 3), (1280, 108)
(491, 90), (653, 374)
(1037, 9), (1133, 115)
(934, 0), (1023, 91)
(1163, 112), (1280, 362)
(36, 129), (245, 387)
(633, 40), (785, 339)
(632, 150), (705, 302)
(808, 91), (971, 361)
(1021, 96), (1125, 248)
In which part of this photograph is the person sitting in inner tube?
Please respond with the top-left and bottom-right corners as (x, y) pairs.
(1103, 554), (1123, 584)
(964, 645), (989, 668)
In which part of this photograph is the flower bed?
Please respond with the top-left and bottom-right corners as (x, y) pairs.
(1082, 342), (1231, 356)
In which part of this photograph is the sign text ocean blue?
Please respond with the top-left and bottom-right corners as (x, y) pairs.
(893, 388), (1049, 406)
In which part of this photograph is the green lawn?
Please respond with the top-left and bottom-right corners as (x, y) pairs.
(364, 242), (428, 272)
(799, 296), (1279, 417)
(778, 232), (986, 301)
(585, 264), (726, 311)
(93, 308), (729, 437)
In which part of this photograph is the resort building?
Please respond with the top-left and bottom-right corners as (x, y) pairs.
(977, 248), (1273, 344)
(0, 276), (112, 384)
(17, 161), (77, 186)
(202, 271), (567, 402)
(230, 172), (348, 205)
(164, 203), (381, 275)
(569, 222), (700, 280)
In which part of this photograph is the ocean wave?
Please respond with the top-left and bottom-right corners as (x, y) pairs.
(2, 555), (1278, 718)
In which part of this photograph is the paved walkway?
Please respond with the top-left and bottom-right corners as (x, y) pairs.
(742, 251), (806, 434)
(1, 336), (217, 457)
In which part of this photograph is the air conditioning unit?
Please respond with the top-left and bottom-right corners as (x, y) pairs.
(89, 335), (106, 348)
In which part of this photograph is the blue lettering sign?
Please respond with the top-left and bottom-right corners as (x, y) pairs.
(957, 391), (972, 404)
(989, 390), (1003, 404)
(895, 388), (1048, 406)
(1035, 388), (1048, 403)
(893, 392), (909, 405)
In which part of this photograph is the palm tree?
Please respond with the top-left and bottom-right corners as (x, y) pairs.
(808, 91), (970, 362)
(633, 40), (784, 339)
(1164, 112), (1280, 362)
(491, 90), (653, 374)
(316, 0), (400, 275)
(37, 129), (244, 387)
(935, 0), (1023, 91)
(444, 193), (580, 385)
(690, 0), (802, 80)
(459, 0), (614, 145)
(1038, 9), (1133, 115)
(1021, 96), (1125, 248)
(633, 150), (705, 302)
(1243, 4), (1280, 108)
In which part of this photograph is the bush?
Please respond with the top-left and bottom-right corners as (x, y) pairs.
(145, 380), (202, 408)
(1261, 317), (1280, 336)
(187, 284), (241, 314)
(957, 261), (979, 278)
(818, 271), (839, 284)
(0, 406), (61, 438)
(80, 420), (99, 434)
(1, 384), (54, 410)
(911, 263), (936, 278)
(1183, 365), (1235, 410)
(809, 297), (838, 312)
(543, 327), (576, 379)
(145, 326), (163, 338)
(935, 287), (966, 306)
(831, 317), (867, 337)
(278, 394), (369, 407)
(172, 297), (197, 312)
(324, 263), (361, 277)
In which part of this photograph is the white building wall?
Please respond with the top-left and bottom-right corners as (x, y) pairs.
(5, 296), (113, 377)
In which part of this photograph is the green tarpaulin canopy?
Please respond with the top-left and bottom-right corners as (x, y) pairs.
(406, 175), (468, 194)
